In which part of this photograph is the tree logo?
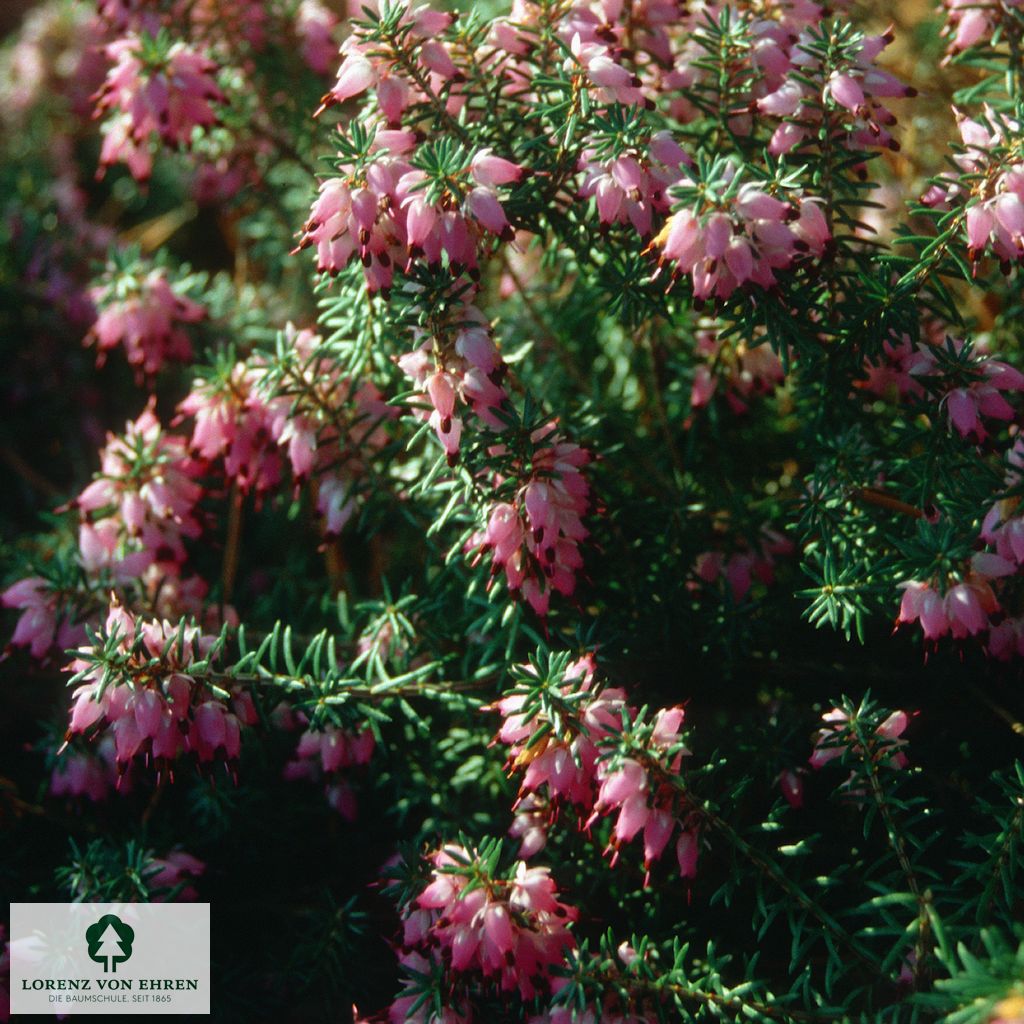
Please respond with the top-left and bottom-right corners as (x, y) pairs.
(85, 915), (135, 973)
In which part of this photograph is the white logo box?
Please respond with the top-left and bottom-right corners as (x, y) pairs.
(10, 902), (210, 1015)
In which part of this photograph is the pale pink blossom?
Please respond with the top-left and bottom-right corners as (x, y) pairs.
(657, 176), (830, 302)
(2, 577), (84, 661)
(95, 35), (225, 178)
(810, 706), (910, 772)
(87, 268), (204, 377)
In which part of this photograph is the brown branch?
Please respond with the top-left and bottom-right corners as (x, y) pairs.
(850, 487), (926, 520)
(1, 445), (62, 499)
(221, 484), (244, 606)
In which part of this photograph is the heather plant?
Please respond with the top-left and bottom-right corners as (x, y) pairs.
(2, 1), (1024, 1021)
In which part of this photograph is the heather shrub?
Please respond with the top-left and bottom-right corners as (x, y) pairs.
(2, 1), (1024, 1021)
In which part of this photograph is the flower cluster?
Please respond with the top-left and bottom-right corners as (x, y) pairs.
(942, 0), (1024, 55)
(858, 332), (940, 403)
(50, 736), (118, 802)
(76, 403), (203, 582)
(283, 721), (376, 819)
(941, 355), (1024, 441)
(810, 706), (910, 772)
(66, 599), (255, 773)
(95, 34), (225, 179)
(692, 527), (793, 603)
(564, 31), (646, 108)
(494, 654), (626, 809)
(757, 29), (915, 156)
(317, 1), (456, 123)
(923, 111), (1024, 272)
(662, 0), (820, 128)
(179, 326), (392, 532)
(494, 656), (697, 881)
(178, 359), (286, 495)
(894, 437), (1024, 656)
(407, 844), (577, 999)
(589, 708), (699, 879)
(897, 573), (1000, 643)
(689, 327), (785, 415)
(472, 424), (591, 617)
(860, 331), (1024, 441)
(1, 577), (85, 662)
(578, 131), (689, 237)
(655, 174), (830, 302)
(397, 305), (509, 462)
(86, 265), (205, 378)
(298, 126), (522, 293)
(491, 0), (681, 108)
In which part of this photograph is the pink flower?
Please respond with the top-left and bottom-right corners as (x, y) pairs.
(75, 402), (203, 584)
(464, 421), (591, 616)
(509, 792), (550, 858)
(2, 577), (84, 661)
(95, 36), (225, 178)
(779, 768), (805, 809)
(989, 616), (1024, 660)
(826, 73), (865, 112)
(65, 599), (250, 775)
(941, 356), (1024, 441)
(50, 737), (117, 802)
(286, 723), (375, 813)
(942, 0), (1024, 54)
(675, 829), (699, 880)
(578, 132), (688, 237)
(471, 148), (523, 188)
(87, 267), (204, 378)
(296, 0), (339, 76)
(810, 706), (910, 772)
(148, 850), (206, 901)
(568, 33), (644, 106)
(656, 174), (830, 302)
(930, 110), (1024, 268)
(410, 845), (577, 999)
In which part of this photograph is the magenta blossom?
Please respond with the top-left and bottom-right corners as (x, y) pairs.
(412, 845), (577, 999)
(66, 599), (255, 775)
